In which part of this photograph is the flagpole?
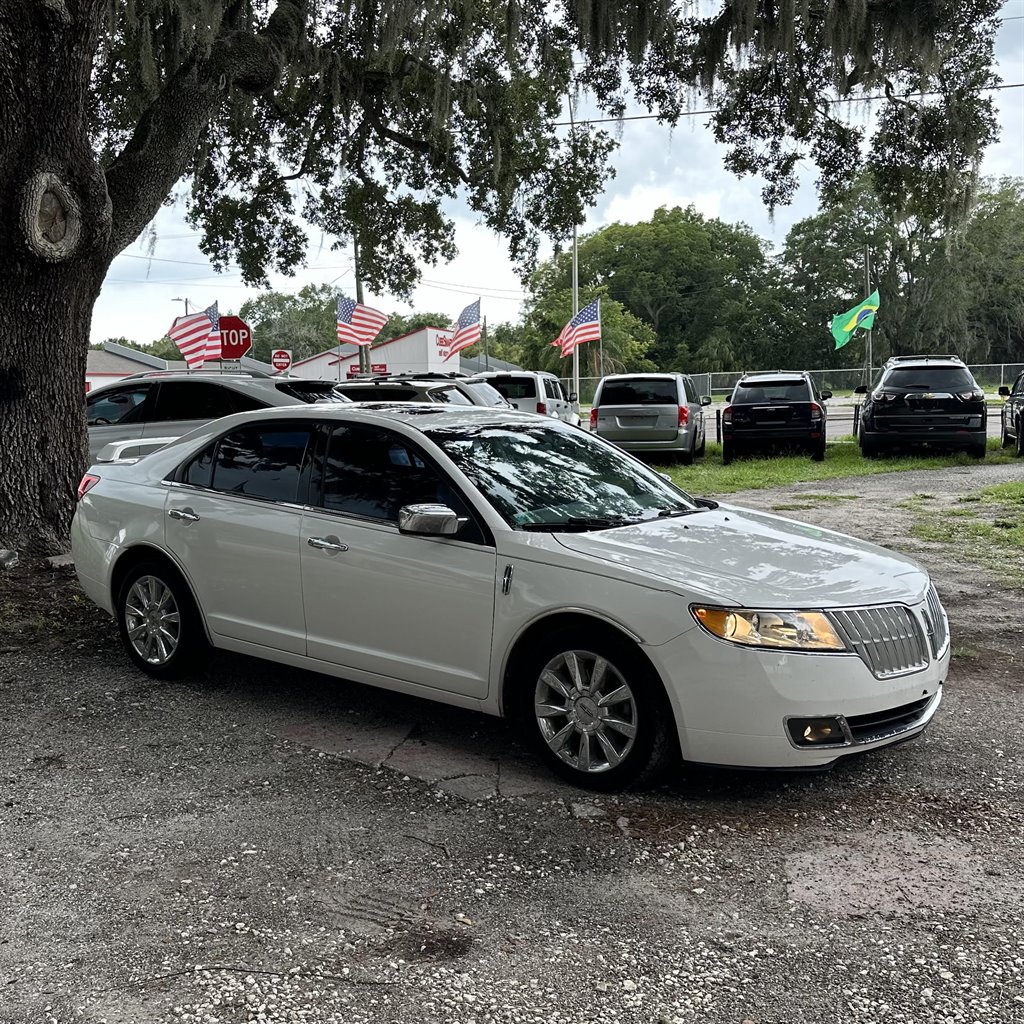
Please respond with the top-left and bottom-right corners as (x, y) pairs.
(568, 88), (580, 405)
(355, 238), (368, 375)
(864, 244), (872, 387)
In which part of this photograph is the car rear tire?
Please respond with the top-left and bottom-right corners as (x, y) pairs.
(1000, 418), (1011, 448)
(1016, 421), (1024, 457)
(968, 442), (987, 459)
(519, 629), (676, 791)
(722, 441), (734, 465)
(116, 561), (208, 679)
(811, 435), (826, 461)
(679, 436), (694, 465)
(859, 437), (880, 459)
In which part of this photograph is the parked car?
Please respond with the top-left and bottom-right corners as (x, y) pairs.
(73, 406), (948, 790)
(997, 370), (1024, 456)
(591, 373), (711, 464)
(855, 356), (987, 458)
(86, 372), (351, 461)
(473, 370), (580, 425)
(721, 371), (830, 465)
(333, 373), (512, 408)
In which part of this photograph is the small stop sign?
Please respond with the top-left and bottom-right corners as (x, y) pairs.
(218, 315), (252, 360)
(271, 349), (292, 372)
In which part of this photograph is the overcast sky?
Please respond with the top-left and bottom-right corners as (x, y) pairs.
(92, 3), (1024, 345)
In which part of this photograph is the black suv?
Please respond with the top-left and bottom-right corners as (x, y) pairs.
(855, 356), (987, 458)
(998, 371), (1024, 456)
(722, 371), (831, 464)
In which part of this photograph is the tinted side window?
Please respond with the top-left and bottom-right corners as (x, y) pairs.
(489, 377), (536, 400)
(210, 426), (312, 503)
(87, 385), (154, 425)
(151, 381), (266, 422)
(431, 387), (474, 405)
(1013, 373), (1024, 396)
(183, 444), (215, 488)
(544, 379), (561, 400)
(317, 425), (482, 541)
(682, 378), (697, 402)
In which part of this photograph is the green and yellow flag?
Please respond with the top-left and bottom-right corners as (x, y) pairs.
(831, 290), (880, 350)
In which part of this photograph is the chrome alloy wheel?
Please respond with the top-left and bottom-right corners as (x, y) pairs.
(534, 650), (638, 773)
(124, 576), (181, 665)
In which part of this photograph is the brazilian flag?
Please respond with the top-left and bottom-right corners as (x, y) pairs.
(831, 290), (880, 350)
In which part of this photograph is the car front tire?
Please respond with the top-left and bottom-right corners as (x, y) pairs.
(116, 561), (208, 679)
(520, 629), (676, 791)
(1016, 420), (1024, 457)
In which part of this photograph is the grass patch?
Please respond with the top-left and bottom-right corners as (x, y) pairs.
(908, 480), (1024, 588)
(659, 437), (1014, 496)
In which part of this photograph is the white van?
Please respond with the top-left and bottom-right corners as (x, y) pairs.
(474, 371), (581, 426)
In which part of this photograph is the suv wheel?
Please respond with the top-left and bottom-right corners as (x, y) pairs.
(968, 442), (987, 459)
(811, 433), (826, 462)
(722, 440), (734, 465)
(1000, 417), (1011, 448)
(1016, 419), (1024, 457)
(859, 436), (880, 459)
(520, 629), (675, 791)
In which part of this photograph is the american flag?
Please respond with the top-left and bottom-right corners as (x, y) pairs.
(556, 299), (601, 357)
(442, 299), (482, 362)
(168, 302), (221, 368)
(337, 295), (389, 347)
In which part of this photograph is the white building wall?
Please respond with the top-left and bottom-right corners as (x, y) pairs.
(288, 326), (460, 380)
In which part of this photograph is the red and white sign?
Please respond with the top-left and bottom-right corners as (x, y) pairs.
(371, 363), (387, 374)
(218, 315), (252, 360)
(271, 349), (292, 372)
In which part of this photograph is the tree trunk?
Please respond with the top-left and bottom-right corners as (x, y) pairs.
(0, 2), (110, 553)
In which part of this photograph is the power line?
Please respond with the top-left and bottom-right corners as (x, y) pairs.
(554, 81), (1024, 127)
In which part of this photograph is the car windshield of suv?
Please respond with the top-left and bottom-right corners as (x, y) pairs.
(882, 367), (976, 391)
(462, 380), (512, 407)
(599, 380), (677, 405)
(274, 381), (350, 403)
(732, 381), (809, 403)
(425, 421), (700, 529)
(488, 377), (536, 400)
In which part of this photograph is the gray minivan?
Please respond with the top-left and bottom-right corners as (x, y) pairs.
(591, 373), (711, 463)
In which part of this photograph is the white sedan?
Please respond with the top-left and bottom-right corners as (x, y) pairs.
(72, 405), (949, 789)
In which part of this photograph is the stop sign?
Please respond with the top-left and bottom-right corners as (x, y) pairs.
(218, 315), (252, 360)
(271, 349), (292, 372)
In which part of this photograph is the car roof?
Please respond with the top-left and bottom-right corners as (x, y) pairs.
(737, 372), (810, 384)
(882, 359), (967, 369)
(600, 373), (682, 380)
(475, 370), (556, 379)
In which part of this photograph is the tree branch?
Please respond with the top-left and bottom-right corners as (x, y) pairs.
(103, 0), (308, 257)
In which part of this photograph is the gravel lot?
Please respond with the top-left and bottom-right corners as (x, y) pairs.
(1, 462), (1022, 1024)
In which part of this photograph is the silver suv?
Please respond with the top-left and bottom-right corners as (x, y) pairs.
(591, 373), (711, 463)
(333, 374), (512, 408)
(472, 371), (581, 426)
(86, 371), (350, 461)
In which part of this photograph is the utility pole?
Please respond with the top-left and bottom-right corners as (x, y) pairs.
(354, 238), (369, 374)
(864, 244), (872, 387)
(483, 315), (489, 370)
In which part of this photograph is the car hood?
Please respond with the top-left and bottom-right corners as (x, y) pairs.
(552, 504), (928, 608)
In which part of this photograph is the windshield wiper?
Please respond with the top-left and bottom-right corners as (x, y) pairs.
(656, 508), (706, 518)
(519, 516), (636, 532)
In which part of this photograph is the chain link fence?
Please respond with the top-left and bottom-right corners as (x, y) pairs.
(564, 364), (1023, 404)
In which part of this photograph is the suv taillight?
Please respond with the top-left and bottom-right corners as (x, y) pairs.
(678, 405), (689, 426)
(957, 389), (985, 401)
(722, 405), (733, 424)
(537, 402), (547, 415)
(590, 407), (598, 428)
(77, 474), (100, 501)
(810, 402), (823, 421)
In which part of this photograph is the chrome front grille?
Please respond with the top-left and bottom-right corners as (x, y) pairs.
(829, 605), (929, 679)
(923, 584), (949, 657)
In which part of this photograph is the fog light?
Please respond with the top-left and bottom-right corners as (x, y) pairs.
(786, 716), (845, 746)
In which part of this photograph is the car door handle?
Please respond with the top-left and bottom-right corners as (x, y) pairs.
(168, 507), (200, 523)
(307, 535), (348, 554)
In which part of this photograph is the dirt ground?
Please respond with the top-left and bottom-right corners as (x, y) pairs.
(1, 462), (1022, 1024)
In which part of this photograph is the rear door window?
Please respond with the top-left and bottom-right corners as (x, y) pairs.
(87, 384), (154, 425)
(207, 425), (313, 503)
(599, 380), (678, 405)
(544, 379), (561, 401)
(151, 381), (265, 422)
(682, 378), (698, 403)
(462, 381), (511, 407)
(430, 387), (474, 405)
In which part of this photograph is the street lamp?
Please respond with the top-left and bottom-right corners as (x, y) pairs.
(172, 297), (191, 315)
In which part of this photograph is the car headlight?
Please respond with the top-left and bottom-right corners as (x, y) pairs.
(691, 606), (847, 651)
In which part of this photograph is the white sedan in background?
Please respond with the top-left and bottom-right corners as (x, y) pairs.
(72, 406), (949, 789)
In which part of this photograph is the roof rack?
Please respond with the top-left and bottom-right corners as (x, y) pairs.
(884, 354), (963, 364)
(121, 368), (274, 380)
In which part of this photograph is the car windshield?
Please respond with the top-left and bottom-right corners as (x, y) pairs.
(732, 381), (809, 403)
(599, 380), (678, 405)
(883, 367), (976, 390)
(462, 380), (512, 407)
(424, 421), (699, 529)
(274, 381), (350, 403)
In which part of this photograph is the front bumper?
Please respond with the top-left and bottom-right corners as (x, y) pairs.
(645, 609), (949, 770)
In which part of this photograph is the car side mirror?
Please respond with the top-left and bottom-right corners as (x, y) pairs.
(700, 396), (712, 406)
(820, 390), (833, 400)
(998, 386), (1011, 397)
(399, 503), (462, 537)
(568, 392), (578, 403)
(853, 385), (868, 395)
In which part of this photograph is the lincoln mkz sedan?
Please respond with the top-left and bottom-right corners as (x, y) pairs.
(72, 406), (949, 789)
